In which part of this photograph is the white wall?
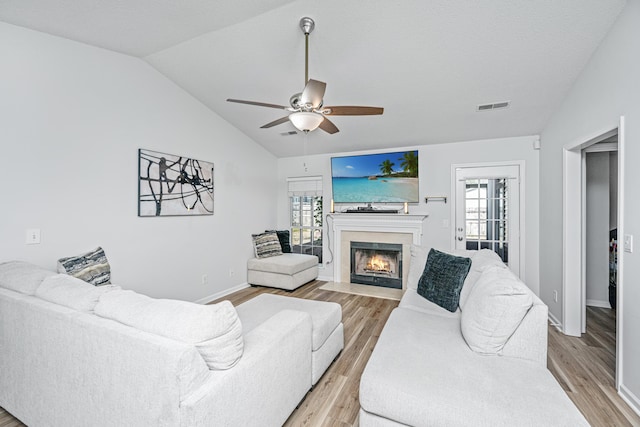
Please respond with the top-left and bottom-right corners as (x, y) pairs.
(539, 0), (640, 410)
(0, 23), (278, 302)
(585, 152), (610, 307)
(277, 135), (540, 295)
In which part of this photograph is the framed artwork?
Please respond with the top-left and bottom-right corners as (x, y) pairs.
(138, 149), (214, 216)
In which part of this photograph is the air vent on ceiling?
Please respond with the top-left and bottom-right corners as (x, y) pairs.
(280, 131), (298, 136)
(477, 101), (510, 111)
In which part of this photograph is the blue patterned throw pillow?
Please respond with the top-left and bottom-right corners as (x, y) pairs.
(417, 249), (472, 312)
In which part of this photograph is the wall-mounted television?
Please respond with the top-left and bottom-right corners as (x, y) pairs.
(331, 150), (419, 203)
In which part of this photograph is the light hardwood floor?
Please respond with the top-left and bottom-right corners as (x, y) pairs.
(1, 282), (639, 426)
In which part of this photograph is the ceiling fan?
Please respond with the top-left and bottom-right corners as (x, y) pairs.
(227, 17), (383, 134)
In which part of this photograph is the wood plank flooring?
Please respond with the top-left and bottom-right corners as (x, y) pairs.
(214, 281), (398, 426)
(547, 306), (640, 426)
(1, 282), (638, 426)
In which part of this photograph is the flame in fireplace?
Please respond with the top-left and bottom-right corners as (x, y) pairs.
(366, 255), (392, 273)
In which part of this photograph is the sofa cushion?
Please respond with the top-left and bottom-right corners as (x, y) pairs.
(360, 307), (589, 426)
(236, 293), (341, 351)
(247, 253), (318, 275)
(417, 249), (472, 312)
(95, 290), (244, 370)
(461, 266), (533, 354)
(252, 232), (283, 259)
(36, 274), (120, 312)
(459, 249), (507, 310)
(0, 261), (55, 295)
(266, 229), (292, 253)
(398, 289), (461, 318)
(57, 246), (111, 286)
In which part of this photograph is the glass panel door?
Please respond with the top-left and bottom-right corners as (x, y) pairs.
(454, 165), (520, 276)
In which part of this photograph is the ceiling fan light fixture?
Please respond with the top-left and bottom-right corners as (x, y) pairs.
(289, 111), (324, 132)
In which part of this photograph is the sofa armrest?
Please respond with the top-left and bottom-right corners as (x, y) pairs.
(180, 309), (313, 427)
(501, 302), (548, 366)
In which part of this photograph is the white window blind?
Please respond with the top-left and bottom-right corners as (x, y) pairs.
(287, 176), (323, 197)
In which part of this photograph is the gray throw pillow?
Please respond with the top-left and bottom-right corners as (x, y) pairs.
(265, 229), (292, 253)
(417, 248), (472, 312)
(57, 246), (111, 286)
(252, 232), (283, 259)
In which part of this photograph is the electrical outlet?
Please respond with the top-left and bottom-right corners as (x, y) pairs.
(229, 268), (235, 277)
(553, 290), (558, 303)
(25, 229), (41, 245)
(201, 274), (208, 285)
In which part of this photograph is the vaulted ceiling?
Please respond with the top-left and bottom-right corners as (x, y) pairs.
(0, 0), (626, 157)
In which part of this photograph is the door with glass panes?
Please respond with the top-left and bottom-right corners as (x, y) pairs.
(454, 165), (520, 276)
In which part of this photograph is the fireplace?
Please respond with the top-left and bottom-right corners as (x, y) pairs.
(350, 242), (403, 289)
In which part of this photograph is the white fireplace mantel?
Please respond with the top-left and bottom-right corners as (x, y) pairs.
(328, 213), (428, 284)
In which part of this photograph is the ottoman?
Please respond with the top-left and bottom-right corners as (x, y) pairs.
(236, 293), (344, 385)
(247, 253), (319, 291)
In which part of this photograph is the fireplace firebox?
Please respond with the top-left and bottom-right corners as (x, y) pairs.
(350, 241), (403, 289)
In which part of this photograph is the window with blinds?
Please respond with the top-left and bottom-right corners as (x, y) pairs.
(287, 177), (323, 263)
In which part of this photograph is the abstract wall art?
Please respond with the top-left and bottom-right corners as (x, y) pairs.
(138, 149), (214, 216)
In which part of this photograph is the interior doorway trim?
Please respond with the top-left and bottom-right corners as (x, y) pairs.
(562, 116), (624, 391)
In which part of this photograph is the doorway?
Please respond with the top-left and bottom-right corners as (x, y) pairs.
(562, 117), (624, 389)
(585, 146), (618, 314)
(452, 162), (523, 278)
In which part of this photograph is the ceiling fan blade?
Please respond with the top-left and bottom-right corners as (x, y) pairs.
(260, 116), (291, 129)
(318, 117), (339, 134)
(227, 99), (288, 110)
(300, 79), (326, 108)
(324, 106), (384, 116)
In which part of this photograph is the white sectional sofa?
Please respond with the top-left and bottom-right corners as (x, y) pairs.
(0, 261), (313, 427)
(247, 253), (319, 290)
(236, 293), (344, 385)
(359, 247), (589, 426)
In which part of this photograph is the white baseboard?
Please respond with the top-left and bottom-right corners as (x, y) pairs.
(194, 282), (250, 304)
(317, 274), (333, 282)
(548, 311), (562, 331)
(586, 299), (612, 309)
(620, 384), (640, 418)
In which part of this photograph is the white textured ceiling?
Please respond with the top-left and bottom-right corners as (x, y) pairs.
(0, 0), (626, 157)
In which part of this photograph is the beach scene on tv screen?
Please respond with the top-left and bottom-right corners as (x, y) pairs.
(331, 150), (419, 203)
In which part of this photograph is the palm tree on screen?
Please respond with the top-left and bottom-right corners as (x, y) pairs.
(379, 159), (395, 176)
(399, 151), (418, 177)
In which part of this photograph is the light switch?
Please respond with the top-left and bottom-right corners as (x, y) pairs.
(624, 234), (633, 253)
(26, 229), (41, 245)
(442, 219), (450, 228)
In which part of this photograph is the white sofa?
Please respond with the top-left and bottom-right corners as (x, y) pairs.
(359, 247), (589, 426)
(247, 253), (319, 290)
(0, 261), (313, 427)
(236, 293), (344, 385)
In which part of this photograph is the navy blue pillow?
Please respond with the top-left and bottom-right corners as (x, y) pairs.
(417, 249), (472, 312)
(265, 230), (292, 253)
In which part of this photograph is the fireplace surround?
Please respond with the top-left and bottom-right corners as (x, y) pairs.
(329, 214), (427, 290)
(350, 241), (403, 288)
